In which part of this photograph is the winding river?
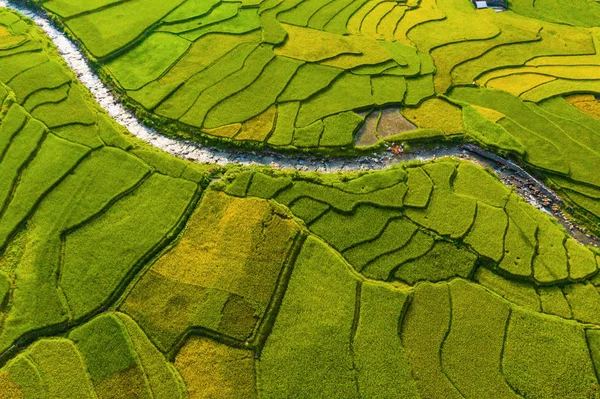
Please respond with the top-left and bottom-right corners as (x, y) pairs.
(0, 0), (597, 246)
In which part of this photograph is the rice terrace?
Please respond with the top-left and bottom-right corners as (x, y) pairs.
(2, 0), (600, 398)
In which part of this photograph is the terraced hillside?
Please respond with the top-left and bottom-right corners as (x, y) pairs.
(21, 0), (600, 234)
(4, 3), (600, 399)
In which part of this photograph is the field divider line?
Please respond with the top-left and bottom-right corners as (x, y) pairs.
(0, 1), (598, 248)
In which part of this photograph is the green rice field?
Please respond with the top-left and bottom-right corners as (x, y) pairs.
(2, 1), (600, 397)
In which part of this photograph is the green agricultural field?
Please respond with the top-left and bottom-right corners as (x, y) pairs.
(19, 0), (600, 233)
(4, 1), (600, 398)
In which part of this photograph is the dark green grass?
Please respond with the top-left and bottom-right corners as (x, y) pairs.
(27, 339), (96, 398)
(296, 73), (372, 128)
(503, 307), (598, 398)
(121, 270), (220, 352)
(309, 205), (401, 251)
(403, 74), (435, 106)
(278, 63), (342, 102)
(258, 236), (358, 398)
(2, 351), (46, 397)
(107, 32), (191, 91)
(353, 282), (419, 398)
(117, 313), (186, 397)
(179, 45), (274, 127)
(401, 282), (462, 398)
(0, 52), (47, 85)
(474, 268), (541, 312)
(65, 0), (186, 59)
(0, 133), (90, 250)
(155, 42), (258, 120)
(246, 172), (292, 198)
(539, 286), (572, 319)
(267, 102), (298, 146)
(319, 111), (363, 147)
(443, 279), (516, 399)
(31, 85), (97, 127)
(204, 56), (303, 128)
(453, 162), (509, 207)
(464, 202), (507, 262)
(22, 83), (69, 112)
(61, 173), (197, 319)
(404, 166), (433, 208)
(394, 241), (477, 284)
(8, 60), (71, 104)
(563, 283), (600, 324)
(0, 147), (151, 353)
(343, 217), (418, 271)
(35, 0), (125, 18)
(291, 119), (323, 148)
(289, 197), (329, 225)
(362, 230), (435, 280)
(405, 162), (477, 239)
(0, 117), (47, 214)
(462, 105), (525, 155)
(69, 313), (152, 397)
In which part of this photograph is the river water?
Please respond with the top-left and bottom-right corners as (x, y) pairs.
(0, 0), (597, 247)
